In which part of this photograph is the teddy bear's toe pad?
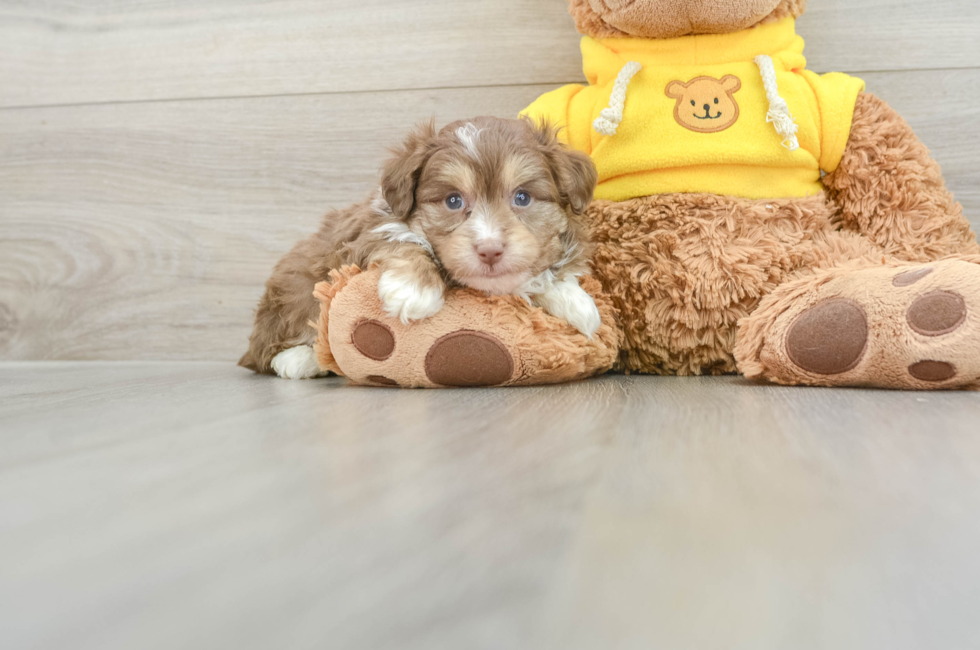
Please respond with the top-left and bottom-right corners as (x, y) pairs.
(892, 267), (934, 287)
(908, 360), (958, 382)
(747, 259), (980, 389)
(351, 320), (395, 360)
(906, 291), (967, 336)
(366, 374), (399, 386)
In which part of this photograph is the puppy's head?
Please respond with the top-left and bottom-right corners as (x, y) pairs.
(380, 116), (597, 294)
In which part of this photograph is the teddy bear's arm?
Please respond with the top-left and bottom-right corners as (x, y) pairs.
(824, 92), (980, 262)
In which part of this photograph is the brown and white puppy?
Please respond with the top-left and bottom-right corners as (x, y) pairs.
(240, 116), (600, 379)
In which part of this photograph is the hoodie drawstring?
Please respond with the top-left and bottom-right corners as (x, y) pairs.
(593, 61), (642, 136)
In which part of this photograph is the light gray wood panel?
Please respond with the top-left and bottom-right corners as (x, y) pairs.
(538, 376), (980, 650)
(1, 0), (977, 109)
(0, 0), (583, 109)
(800, 0), (980, 75)
(2, 366), (980, 649)
(1, 70), (977, 362)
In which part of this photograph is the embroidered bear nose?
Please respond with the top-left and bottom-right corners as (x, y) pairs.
(703, 104), (712, 112)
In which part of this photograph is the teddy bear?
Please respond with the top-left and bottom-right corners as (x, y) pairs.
(314, 0), (980, 389)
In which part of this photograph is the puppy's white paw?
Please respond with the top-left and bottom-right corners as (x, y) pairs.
(271, 345), (326, 380)
(533, 275), (602, 338)
(378, 270), (445, 323)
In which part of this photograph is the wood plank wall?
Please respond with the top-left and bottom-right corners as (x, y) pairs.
(1, 0), (978, 361)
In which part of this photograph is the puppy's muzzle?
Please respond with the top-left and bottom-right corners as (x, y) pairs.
(475, 242), (505, 268)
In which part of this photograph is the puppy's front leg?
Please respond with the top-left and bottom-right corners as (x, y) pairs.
(377, 246), (446, 323)
(529, 274), (601, 338)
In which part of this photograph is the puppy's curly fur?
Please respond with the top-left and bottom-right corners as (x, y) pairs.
(240, 116), (598, 375)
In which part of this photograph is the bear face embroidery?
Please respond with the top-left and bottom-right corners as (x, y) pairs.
(665, 75), (742, 134)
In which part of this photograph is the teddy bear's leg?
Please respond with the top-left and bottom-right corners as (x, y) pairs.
(313, 267), (622, 388)
(825, 92), (980, 261)
(587, 192), (871, 376)
(735, 255), (980, 390)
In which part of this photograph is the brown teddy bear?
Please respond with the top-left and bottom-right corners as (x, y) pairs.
(315, 0), (980, 389)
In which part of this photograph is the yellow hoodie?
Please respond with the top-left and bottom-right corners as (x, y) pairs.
(522, 18), (865, 202)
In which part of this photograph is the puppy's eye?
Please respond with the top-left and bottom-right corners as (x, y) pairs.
(445, 193), (464, 211)
(513, 190), (532, 208)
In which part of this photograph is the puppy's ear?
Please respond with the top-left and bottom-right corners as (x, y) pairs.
(531, 119), (597, 215)
(381, 120), (438, 220)
(554, 147), (598, 215)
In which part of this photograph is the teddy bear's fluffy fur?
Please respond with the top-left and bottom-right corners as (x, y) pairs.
(566, 0), (808, 39)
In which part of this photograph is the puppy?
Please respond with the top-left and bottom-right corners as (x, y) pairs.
(240, 116), (600, 379)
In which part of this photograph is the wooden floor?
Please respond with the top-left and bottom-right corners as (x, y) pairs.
(2, 363), (980, 649)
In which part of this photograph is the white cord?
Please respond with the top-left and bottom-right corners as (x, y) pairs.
(754, 55), (799, 151)
(593, 61), (642, 137)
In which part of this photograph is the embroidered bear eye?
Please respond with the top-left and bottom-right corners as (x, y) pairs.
(445, 193), (464, 211)
(691, 100), (696, 106)
(513, 190), (532, 207)
(714, 98), (719, 104)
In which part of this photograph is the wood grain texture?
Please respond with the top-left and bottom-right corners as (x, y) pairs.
(1, 70), (977, 361)
(2, 365), (980, 649)
(1, 0), (978, 109)
(0, 363), (618, 650)
(539, 376), (980, 650)
(0, 0), (584, 109)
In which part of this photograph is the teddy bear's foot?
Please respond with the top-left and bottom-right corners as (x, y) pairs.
(311, 266), (621, 388)
(735, 258), (980, 390)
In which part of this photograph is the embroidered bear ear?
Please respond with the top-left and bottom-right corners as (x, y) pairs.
(720, 75), (742, 93)
(665, 80), (688, 99)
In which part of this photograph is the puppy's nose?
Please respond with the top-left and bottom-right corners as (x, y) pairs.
(476, 243), (504, 267)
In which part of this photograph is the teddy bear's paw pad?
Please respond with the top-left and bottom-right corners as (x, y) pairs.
(351, 320), (395, 361)
(424, 330), (515, 387)
(785, 298), (868, 375)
